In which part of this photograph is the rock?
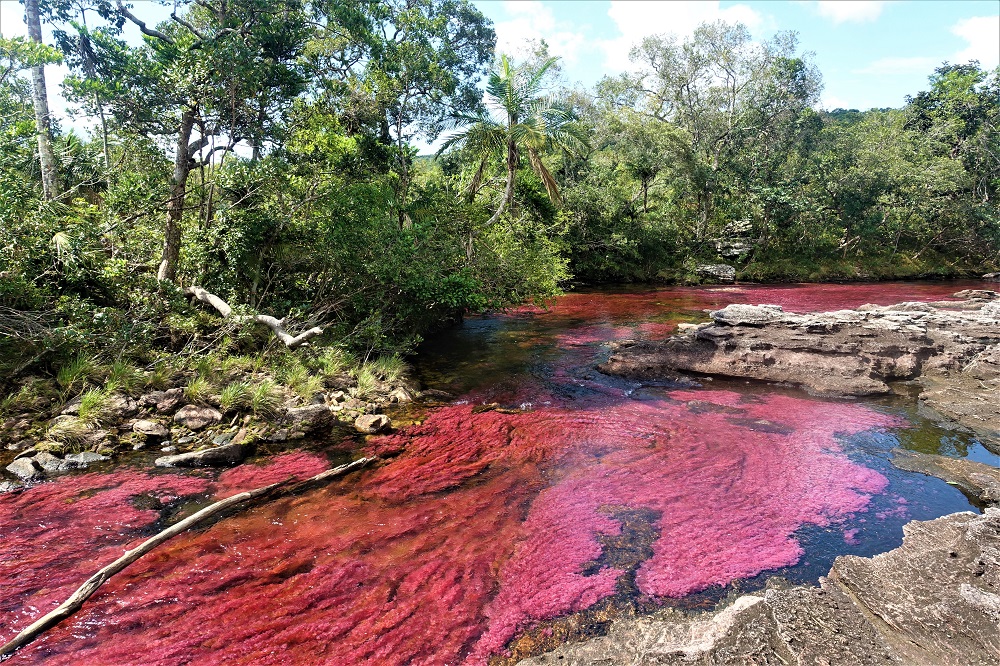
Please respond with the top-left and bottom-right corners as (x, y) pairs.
(695, 263), (736, 283)
(60, 395), (83, 415)
(142, 387), (185, 414)
(601, 298), (1000, 434)
(266, 428), (289, 442)
(343, 397), (367, 411)
(283, 404), (333, 431)
(5, 457), (43, 481)
(173, 404), (223, 430)
(709, 303), (784, 326)
(132, 419), (170, 439)
(212, 431), (234, 446)
(32, 450), (69, 473)
(328, 390), (346, 403)
(355, 414), (391, 434)
(0, 480), (21, 493)
(983, 272), (1000, 281)
(388, 386), (414, 403)
(64, 451), (110, 468)
(953, 289), (998, 301)
(892, 449), (1000, 504)
(104, 394), (139, 419)
(176, 435), (196, 445)
(154, 443), (247, 468)
(522, 509), (1000, 666)
(160, 445), (177, 453)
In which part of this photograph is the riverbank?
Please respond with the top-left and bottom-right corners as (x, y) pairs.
(1, 348), (420, 492)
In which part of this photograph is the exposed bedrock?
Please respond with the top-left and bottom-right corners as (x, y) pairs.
(519, 508), (1000, 666)
(599, 293), (1000, 447)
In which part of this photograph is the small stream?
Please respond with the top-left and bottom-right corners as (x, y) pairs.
(2, 281), (997, 665)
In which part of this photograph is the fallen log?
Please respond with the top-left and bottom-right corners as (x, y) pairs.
(184, 286), (323, 348)
(0, 456), (373, 660)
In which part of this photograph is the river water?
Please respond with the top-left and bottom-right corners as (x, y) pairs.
(2, 281), (998, 665)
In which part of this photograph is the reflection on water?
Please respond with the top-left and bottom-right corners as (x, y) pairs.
(2, 281), (995, 665)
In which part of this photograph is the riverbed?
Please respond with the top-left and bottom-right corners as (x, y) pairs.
(2, 281), (997, 665)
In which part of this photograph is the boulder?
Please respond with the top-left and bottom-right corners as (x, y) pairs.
(5, 457), (43, 481)
(982, 272), (1000, 282)
(132, 419), (170, 439)
(32, 450), (69, 473)
(355, 414), (391, 434)
(388, 386), (414, 404)
(173, 404), (223, 430)
(0, 480), (21, 494)
(104, 394), (139, 419)
(64, 451), (110, 468)
(142, 387), (185, 414)
(695, 263), (736, 283)
(709, 303), (783, 326)
(283, 404), (333, 431)
(155, 443), (247, 468)
(953, 289), (998, 301)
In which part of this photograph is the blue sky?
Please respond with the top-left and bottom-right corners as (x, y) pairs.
(478, 0), (1000, 110)
(2, 0), (997, 133)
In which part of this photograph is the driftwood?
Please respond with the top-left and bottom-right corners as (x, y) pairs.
(184, 286), (324, 348)
(0, 456), (373, 660)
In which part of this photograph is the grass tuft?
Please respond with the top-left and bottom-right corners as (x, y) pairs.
(219, 381), (251, 412)
(249, 380), (282, 416)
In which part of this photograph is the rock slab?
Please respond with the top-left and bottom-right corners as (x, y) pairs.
(155, 443), (246, 468)
(520, 509), (1000, 665)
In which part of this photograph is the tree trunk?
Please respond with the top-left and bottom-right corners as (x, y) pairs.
(158, 108), (195, 282)
(488, 139), (518, 226)
(25, 0), (60, 200)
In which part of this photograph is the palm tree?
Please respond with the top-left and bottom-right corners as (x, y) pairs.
(439, 54), (588, 225)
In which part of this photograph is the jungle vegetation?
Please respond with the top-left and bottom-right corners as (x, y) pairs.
(1, 0), (997, 388)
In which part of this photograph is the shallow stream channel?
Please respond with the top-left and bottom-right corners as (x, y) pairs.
(2, 281), (998, 665)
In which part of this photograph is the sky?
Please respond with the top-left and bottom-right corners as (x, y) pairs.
(2, 0), (998, 141)
(479, 0), (1000, 111)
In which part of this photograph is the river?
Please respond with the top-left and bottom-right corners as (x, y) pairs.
(2, 281), (997, 665)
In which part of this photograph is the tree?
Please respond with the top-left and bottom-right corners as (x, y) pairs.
(305, 0), (495, 227)
(620, 22), (821, 239)
(23, 0), (61, 199)
(58, 0), (309, 282)
(440, 54), (588, 225)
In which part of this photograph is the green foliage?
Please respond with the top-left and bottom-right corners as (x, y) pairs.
(249, 379), (282, 416)
(184, 376), (213, 404)
(369, 354), (409, 383)
(219, 381), (251, 412)
(350, 366), (379, 399)
(77, 389), (108, 424)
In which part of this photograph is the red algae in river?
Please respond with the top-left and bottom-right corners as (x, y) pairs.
(0, 452), (329, 648)
(12, 394), (901, 666)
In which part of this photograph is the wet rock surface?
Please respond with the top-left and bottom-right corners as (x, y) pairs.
(520, 508), (1000, 666)
(601, 293), (1000, 446)
(154, 443), (247, 468)
(892, 449), (1000, 505)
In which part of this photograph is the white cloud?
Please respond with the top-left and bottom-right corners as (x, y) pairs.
(494, 1), (586, 65)
(854, 56), (938, 75)
(855, 14), (1000, 78)
(601, 1), (764, 72)
(819, 93), (856, 110)
(951, 15), (1000, 68)
(813, 1), (888, 24)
